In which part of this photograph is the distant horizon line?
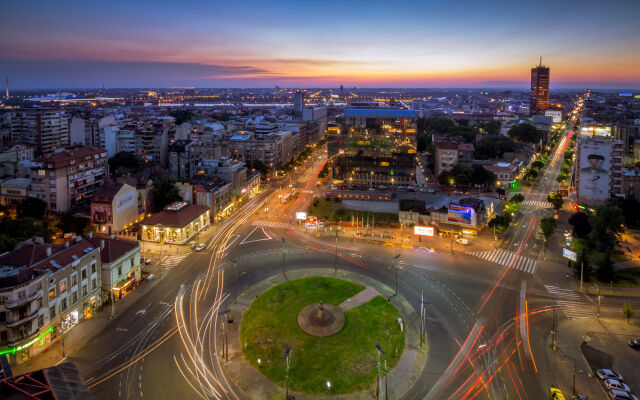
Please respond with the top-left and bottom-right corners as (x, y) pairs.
(6, 86), (639, 93)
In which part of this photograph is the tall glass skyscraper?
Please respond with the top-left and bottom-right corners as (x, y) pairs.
(530, 58), (550, 115)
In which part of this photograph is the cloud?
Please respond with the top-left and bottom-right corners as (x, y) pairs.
(0, 59), (272, 88)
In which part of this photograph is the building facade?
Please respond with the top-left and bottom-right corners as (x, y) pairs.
(30, 146), (109, 212)
(10, 109), (70, 155)
(91, 182), (140, 234)
(141, 202), (210, 244)
(530, 61), (550, 115)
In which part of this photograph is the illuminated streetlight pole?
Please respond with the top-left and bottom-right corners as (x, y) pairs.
(218, 309), (231, 361)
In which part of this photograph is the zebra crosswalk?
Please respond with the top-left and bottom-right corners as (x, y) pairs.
(544, 285), (595, 319)
(466, 249), (538, 274)
(522, 200), (552, 208)
(161, 254), (189, 268)
(252, 220), (295, 230)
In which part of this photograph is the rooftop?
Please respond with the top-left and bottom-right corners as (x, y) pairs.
(87, 236), (139, 264)
(142, 203), (210, 228)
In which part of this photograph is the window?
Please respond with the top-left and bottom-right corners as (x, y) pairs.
(18, 290), (25, 299)
(82, 285), (87, 296)
(71, 274), (77, 286)
(60, 280), (67, 294)
(117, 265), (122, 276)
(49, 289), (55, 300)
(81, 268), (87, 280)
(38, 315), (43, 328)
(92, 278), (97, 290)
(49, 306), (56, 319)
(72, 292), (78, 304)
(36, 282), (42, 291)
(0, 312), (5, 322)
(91, 263), (96, 274)
(61, 299), (67, 311)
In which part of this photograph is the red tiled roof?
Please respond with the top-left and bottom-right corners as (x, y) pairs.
(142, 204), (210, 228)
(458, 143), (475, 152)
(87, 236), (138, 264)
(0, 243), (65, 268)
(0, 239), (97, 275)
(91, 182), (126, 203)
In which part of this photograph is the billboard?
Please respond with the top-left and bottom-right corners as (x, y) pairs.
(545, 110), (562, 123)
(295, 212), (307, 220)
(578, 141), (610, 203)
(562, 248), (577, 262)
(115, 190), (136, 212)
(448, 204), (472, 225)
(580, 126), (612, 137)
(414, 226), (434, 236)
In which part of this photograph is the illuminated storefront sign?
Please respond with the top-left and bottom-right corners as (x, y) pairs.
(414, 226), (434, 236)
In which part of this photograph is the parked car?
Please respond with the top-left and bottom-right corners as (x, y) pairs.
(597, 369), (623, 381)
(604, 379), (630, 392)
(195, 243), (206, 251)
(189, 240), (196, 249)
(608, 389), (637, 400)
(628, 338), (640, 349)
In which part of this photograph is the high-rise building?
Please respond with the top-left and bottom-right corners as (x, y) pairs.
(10, 109), (70, 154)
(530, 58), (550, 115)
(293, 90), (305, 117)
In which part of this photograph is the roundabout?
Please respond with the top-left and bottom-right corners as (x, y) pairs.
(237, 275), (415, 396)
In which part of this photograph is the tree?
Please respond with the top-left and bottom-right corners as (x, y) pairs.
(471, 165), (497, 188)
(423, 117), (455, 134)
(510, 194), (525, 203)
(569, 212), (591, 239)
(55, 212), (91, 235)
(547, 192), (564, 211)
(507, 123), (541, 144)
(573, 249), (592, 282)
(596, 252), (615, 283)
(151, 176), (182, 211)
(503, 201), (519, 217)
(618, 197), (640, 228)
(17, 197), (47, 221)
(488, 214), (511, 235)
(531, 160), (544, 170)
(169, 109), (195, 125)
(448, 126), (479, 143)
(108, 151), (138, 174)
(416, 132), (430, 153)
(482, 120), (501, 135)
(0, 218), (50, 252)
(475, 135), (515, 159)
(250, 159), (268, 176)
(588, 204), (625, 252)
(540, 216), (558, 244)
(623, 302), (634, 324)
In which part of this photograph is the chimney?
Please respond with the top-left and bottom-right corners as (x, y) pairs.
(100, 240), (105, 250)
(46, 247), (52, 257)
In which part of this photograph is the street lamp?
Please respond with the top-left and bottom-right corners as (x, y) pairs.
(218, 309), (231, 361)
(375, 343), (385, 400)
(284, 346), (292, 400)
(230, 259), (238, 304)
(593, 283), (600, 320)
(281, 238), (286, 276)
(394, 253), (401, 296)
(334, 230), (339, 273)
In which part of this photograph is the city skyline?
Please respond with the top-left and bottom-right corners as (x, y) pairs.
(1, 0), (640, 89)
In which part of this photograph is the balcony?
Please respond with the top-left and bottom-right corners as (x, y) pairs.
(8, 327), (41, 346)
(6, 309), (39, 328)
(6, 292), (41, 309)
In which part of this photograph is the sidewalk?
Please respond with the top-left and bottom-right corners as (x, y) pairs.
(222, 268), (427, 400)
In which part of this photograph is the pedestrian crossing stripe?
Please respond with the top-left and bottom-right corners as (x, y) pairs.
(544, 285), (595, 319)
(162, 254), (188, 268)
(466, 249), (537, 274)
(522, 200), (552, 208)
(252, 220), (295, 230)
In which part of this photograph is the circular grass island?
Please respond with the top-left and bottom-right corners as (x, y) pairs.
(240, 276), (405, 395)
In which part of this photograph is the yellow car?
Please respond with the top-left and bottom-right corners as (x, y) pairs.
(550, 388), (566, 400)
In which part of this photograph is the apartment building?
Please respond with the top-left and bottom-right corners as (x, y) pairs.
(0, 236), (101, 364)
(10, 109), (70, 155)
(30, 146), (109, 212)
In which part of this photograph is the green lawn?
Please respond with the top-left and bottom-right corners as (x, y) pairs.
(240, 277), (405, 395)
(308, 197), (398, 223)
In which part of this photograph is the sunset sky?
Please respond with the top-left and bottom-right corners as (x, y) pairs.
(1, 0), (639, 89)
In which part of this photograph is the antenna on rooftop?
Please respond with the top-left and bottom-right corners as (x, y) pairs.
(539, 55), (542, 67)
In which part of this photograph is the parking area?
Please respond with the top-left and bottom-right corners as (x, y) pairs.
(581, 330), (640, 398)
